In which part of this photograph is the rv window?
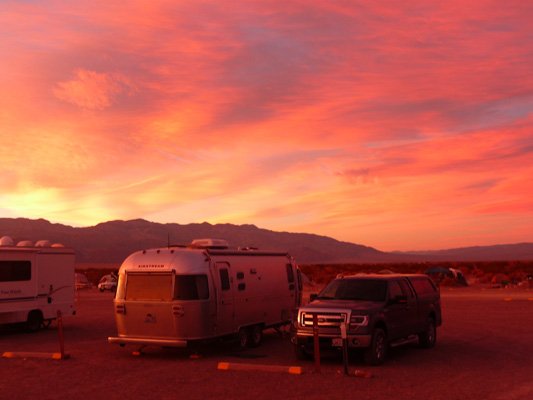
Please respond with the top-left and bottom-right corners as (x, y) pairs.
(219, 269), (230, 291)
(0, 261), (31, 282)
(125, 273), (173, 301)
(175, 275), (209, 300)
(285, 264), (295, 283)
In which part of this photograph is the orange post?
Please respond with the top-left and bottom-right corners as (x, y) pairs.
(57, 310), (67, 359)
(313, 313), (320, 373)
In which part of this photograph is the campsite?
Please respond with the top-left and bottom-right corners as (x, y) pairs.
(2, 281), (533, 400)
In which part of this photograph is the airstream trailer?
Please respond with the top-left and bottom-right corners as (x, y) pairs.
(108, 239), (302, 350)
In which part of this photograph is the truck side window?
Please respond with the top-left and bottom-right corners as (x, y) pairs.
(398, 279), (414, 298)
(219, 269), (230, 291)
(389, 280), (403, 299)
(285, 264), (295, 283)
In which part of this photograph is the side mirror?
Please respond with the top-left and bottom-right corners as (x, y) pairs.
(310, 294), (318, 301)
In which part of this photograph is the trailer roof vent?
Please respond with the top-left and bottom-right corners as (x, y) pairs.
(17, 240), (34, 247)
(51, 243), (65, 248)
(35, 240), (52, 247)
(189, 238), (229, 249)
(0, 236), (14, 246)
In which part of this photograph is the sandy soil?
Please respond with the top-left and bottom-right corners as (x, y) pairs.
(1, 284), (533, 400)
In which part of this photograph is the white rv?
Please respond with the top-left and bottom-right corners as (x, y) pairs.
(108, 239), (302, 350)
(0, 236), (76, 331)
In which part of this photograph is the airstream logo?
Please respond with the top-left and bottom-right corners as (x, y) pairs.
(137, 264), (165, 268)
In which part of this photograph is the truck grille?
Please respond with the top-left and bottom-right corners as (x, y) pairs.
(301, 311), (347, 327)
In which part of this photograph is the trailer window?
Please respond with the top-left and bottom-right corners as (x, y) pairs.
(175, 275), (209, 300)
(219, 269), (230, 291)
(126, 273), (173, 301)
(0, 261), (31, 282)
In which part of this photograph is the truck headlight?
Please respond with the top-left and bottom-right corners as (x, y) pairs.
(349, 315), (369, 330)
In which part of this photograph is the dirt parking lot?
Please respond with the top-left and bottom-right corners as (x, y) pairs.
(2, 285), (533, 400)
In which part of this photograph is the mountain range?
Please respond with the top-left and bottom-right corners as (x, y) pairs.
(1, 218), (531, 265)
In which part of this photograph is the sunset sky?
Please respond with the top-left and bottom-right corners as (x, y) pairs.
(1, 1), (532, 251)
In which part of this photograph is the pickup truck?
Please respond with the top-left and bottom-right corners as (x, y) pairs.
(290, 274), (442, 365)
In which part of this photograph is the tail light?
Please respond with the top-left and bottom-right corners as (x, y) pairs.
(116, 304), (126, 315)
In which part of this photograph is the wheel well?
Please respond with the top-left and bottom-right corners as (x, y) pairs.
(28, 309), (43, 319)
(374, 320), (387, 335)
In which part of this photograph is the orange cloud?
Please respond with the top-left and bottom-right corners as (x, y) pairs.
(54, 69), (134, 110)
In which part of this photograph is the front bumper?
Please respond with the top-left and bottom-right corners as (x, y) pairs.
(290, 330), (372, 349)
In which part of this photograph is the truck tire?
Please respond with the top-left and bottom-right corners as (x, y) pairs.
(364, 328), (387, 365)
(418, 318), (436, 348)
(237, 327), (249, 350)
(26, 310), (43, 332)
(249, 325), (262, 347)
(292, 344), (311, 361)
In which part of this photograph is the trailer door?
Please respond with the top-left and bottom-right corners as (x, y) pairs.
(215, 262), (234, 335)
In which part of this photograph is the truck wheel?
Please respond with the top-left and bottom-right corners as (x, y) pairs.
(292, 344), (311, 360)
(364, 328), (387, 365)
(26, 310), (43, 332)
(237, 327), (249, 350)
(249, 325), (262, 347)
(419, 318), (436, 348)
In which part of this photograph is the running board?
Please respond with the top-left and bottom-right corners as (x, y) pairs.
(390, 335), (419, 348)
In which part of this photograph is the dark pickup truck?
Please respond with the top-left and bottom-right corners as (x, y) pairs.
(290, 274), (442, 365)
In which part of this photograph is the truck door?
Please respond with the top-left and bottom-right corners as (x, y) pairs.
(398, 278), (419, 335)
(385, 279), (418, 340)
(215, 262), (234, 335)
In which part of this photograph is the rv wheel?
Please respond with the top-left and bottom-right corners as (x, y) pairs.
(237, 327), (249, 350)
(249, 325), (263, 347)
(26, 310), (43, 332)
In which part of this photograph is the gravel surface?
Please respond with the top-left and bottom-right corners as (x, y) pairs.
(2, 285), (533, 400)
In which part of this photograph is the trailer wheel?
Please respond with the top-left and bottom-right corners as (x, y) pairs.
(26, 310), (43, 332)
(249, 325), (263, 347)
(237, 327), (249, 350)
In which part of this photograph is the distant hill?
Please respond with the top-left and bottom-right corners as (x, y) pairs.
(1, 218), (531, 264)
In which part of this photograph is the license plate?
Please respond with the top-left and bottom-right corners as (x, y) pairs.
(332, 338), (343, 347)
(144, 314), (156, 323)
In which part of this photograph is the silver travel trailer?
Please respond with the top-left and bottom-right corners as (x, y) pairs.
(108, 239), (302, 349)
(0, 236), (76, 331)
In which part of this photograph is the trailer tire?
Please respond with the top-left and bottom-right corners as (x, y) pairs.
(249, 325), (263, 347)
(237, 327), (249, 350)
(26, 310), (43, 332)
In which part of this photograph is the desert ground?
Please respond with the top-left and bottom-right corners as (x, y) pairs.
(1, 284), (533, 400)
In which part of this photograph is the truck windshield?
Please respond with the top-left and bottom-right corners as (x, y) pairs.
(318, 279), (387, 302)
(125, 273), (173, 301)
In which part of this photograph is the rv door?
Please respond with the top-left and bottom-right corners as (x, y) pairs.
(215, 262), (234, 335)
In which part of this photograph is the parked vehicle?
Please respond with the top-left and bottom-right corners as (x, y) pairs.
(0, 236), (76, 331)
(75, 272), (92, 290)
(98, 274), (117, 292)
(290, 274), (441, 365)
(108, 239), (302, 350)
